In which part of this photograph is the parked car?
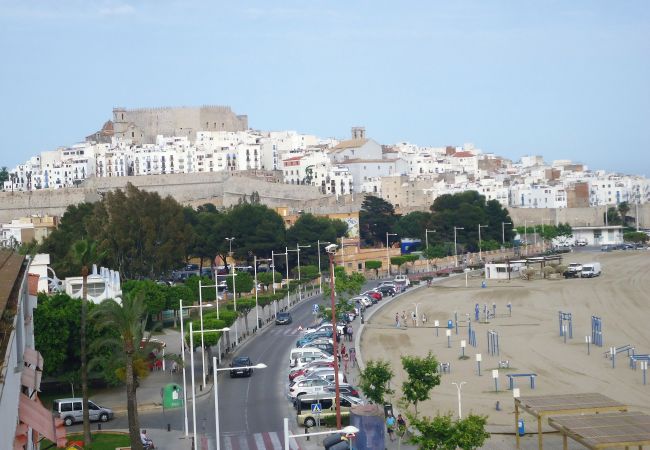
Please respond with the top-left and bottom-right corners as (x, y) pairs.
(291, 355), (333, 370)
(304, 322), (345, 335)
(52, 398), (114, 426)
(324, 384), (361, 398)
(295, 394), (362, 427)
(375, 284), (396, 297)
(289, 347), (329, 366)
(564, 263), (583, 278)
(288, 378), (332, 399)
(580, 262), (602, 278)
(363, 290), (382, 301)
(296, 330), (333, 347)
(575, 238), (588, 246)
(291, 367), (346, 385)
(230, 356), (254, 378)
(301, 341), (334, 355)
(275, 312), (293, 325)
(394, 274), (410, 286)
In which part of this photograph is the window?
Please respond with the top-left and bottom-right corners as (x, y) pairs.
(73, 402), (82, 411)
(61, 403), (73, 412)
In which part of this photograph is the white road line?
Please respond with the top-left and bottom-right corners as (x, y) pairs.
(269, 432), (283, 450)
(253, 433), (265, 450)
(289, 437), (301, 450)
(238, 435), (250, 450)
(223, 435), (234, 450)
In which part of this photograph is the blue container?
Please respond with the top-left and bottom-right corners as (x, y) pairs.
(481, 281), (487, 288)
(447, 320), (453, 329)
(400, 238), (422, 255)
(518, 419), (525, 436)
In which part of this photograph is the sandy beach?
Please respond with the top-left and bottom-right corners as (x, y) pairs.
(360, 249), (650, 427)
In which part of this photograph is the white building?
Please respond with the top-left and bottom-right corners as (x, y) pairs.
(510, 184), (568, 208)
(64, 265), (122, 304)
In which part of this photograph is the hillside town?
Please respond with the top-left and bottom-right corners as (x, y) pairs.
(2, 106), (648, 211)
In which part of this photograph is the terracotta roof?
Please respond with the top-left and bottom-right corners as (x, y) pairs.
(332, 139), (368, 151)
(453, 151), (475, 158)
(283, 156), (303, 162)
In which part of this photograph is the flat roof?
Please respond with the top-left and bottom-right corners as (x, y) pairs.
(516, 393), (627, 417)
(548, 411), (650, 449)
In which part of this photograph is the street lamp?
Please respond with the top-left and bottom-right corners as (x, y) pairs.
(225, 237), (239, 343)
(289, 243), (311, 300)
(213, 356), (266, 450)
(453, 227), (464, 267)
(425, 229), (436, 273)
(316, 240), (330, 293)
(326, 244), (343, 428)
(254, 256), (273, 331)
(273, 249), (290, 309)
(283, 419), (358, 450)
(412, 302), (421, 327)
(478, 224), (488, 261)
(501, 222), (512, 245)
(386, 233), (397, 276)
(452, 381), (467, 419)
(178, 299), (213, 436)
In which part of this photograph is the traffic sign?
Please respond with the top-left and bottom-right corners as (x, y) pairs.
(312, 304), (320, 313)
(311, 403), (322, 413)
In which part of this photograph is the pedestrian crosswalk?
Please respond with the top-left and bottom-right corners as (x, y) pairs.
(266, 327), (302, 337)
(221, 432), (302, 450)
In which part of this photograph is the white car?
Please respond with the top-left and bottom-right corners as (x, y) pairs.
(288, 378), (332, 399)
(354, 296), (372, 308)
(304, 322), (345, 335)
(291, 355), (334, 370)
(394, 274), (410, 286)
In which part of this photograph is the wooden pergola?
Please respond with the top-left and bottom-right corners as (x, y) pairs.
(548, 411), (650, 449)
(514, 393), (628, 449)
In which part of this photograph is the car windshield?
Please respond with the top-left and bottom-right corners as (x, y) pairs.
(278, 313), (290, 318)
(233, 357), (251, 365)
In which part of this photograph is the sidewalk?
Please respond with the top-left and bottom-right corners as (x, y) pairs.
(96, 428), (194, 450)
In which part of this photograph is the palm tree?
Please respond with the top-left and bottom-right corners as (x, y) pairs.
(72, 239), (103, 446)
(91, 294), (148, 449)
(618, 201), (631, 227)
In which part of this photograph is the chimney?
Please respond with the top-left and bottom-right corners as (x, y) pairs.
(351, 127), (366, 140)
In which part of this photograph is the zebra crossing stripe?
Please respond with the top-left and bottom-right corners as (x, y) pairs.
(253, 433), (266, 450)
(268, 432), (283, 450)
(238, 434), (250, 450)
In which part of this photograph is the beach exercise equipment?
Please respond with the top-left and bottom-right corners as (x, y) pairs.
(630, 354), (650, 370)
(475, 303), (480, 321)
(604, 344), (634, 359)
(498, 360), (510, 369)
(507, 373), (537, 390)
(446, 329), (452, 348)
(439, 362), (451, 374)
(641, 361), (648, 385)
(558, 311), (573, 340)
(476, 353), (482, 376)
(487, 330), (500, 356)
(591, 315), (603, 347)
(468, 328), (477, 348)
(492, 369), (499, 392)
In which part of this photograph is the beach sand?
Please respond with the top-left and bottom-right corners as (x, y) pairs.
(360, 250), (650, 428)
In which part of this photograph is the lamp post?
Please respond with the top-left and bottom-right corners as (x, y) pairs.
(425, 229), (436, 273)
(254, 256), (272, 331)
(178, 299), (213, 436)
(452, 381), (467, 419)
(284, 419), (358, 450)
(289, 243), (311, 300)
(316, 240), (330, 293)
(274, 249), (290, 309)
(524, 221), (529, 256)
(412, 302), (421, 327)
(212, 357), (265, 450)
(501, 222), (512, 245)
(327, 244), (342, 428)
(225, 237), (238, 343)
(453, 227), (464, 267)
(386, 233), (397, 277)
(478, 224), (488, 261)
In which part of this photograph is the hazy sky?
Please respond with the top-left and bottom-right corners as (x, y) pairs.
(1, 1), (648, 176)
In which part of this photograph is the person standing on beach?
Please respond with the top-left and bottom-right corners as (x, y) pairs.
(401, 311), (407, 327)
(411, 310), (417, 327)
(395, 312), (400, 327)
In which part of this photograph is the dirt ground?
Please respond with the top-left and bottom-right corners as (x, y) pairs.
(360, 249), (650, 428)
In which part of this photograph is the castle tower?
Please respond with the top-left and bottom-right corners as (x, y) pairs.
(351, 127), (366, 140)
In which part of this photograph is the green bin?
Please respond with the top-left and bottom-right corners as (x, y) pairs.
(162, 383), (184, 409)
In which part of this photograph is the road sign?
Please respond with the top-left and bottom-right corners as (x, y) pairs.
(312, 304), (320, 313)
(311, 403), (322, 413)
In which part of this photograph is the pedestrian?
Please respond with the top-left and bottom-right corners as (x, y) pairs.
(421, 312), (427, 325)
(349, 347), (357, 367)
(340, 343), (347, 357)
(397, 414), (407, 438)
(401, 311), (407, 328)
(395, 312), (400, 328)
(411, 311), (417, 327)
(348, 326), (353, 342)
(343, 352), (349, 372)
(386, 413), (396, 441)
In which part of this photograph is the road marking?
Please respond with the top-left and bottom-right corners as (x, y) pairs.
(238, 434), (250, 450)
(269, 432), (283, 450)
(253, 433), (266, 450)
(223, 434), (234, 450)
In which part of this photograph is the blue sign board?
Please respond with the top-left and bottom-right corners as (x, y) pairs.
(311, 403), (322, 413)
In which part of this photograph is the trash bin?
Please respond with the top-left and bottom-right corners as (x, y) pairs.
(323, 434), (343, 449)
(383, 403), (393, 418)
(162, 383), (184, 409)
(481, 281), (487, 288)
(447, 320), (453, 329)
(518, 419), (525, 436)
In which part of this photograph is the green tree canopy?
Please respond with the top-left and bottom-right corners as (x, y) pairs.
(358, 360), (394, 404)
(322, 267), (365, 300)
(618, 201), (631, 226)
(360, 195), (397, 246)
(401, 352), (441, 416)
(257, 270), (282, 287)
(624, 231), (648, 243)
(225, 271), (255, 296)
(407, 413), (490, 450)
(394, 211), (434, 241)
(0, 166), (8, 185)
(286, 213), (348, 266)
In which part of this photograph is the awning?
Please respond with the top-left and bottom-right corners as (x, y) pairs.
(17, 393), (66, 448)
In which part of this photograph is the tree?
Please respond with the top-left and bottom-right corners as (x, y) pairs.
(258, 271), (282, 289)
(606, 207), (622, 225)
(0, 166), (8, 185)
(390, 256), (407, 274)
(358, 360), (394, 404)
(423, 244), (447, 259)
(298, 265), (320, 281)
(394, 211), (434, 242)
(624, 231), (648, 243)
(359, 195), (397, 246)
(226, 271), (255, 296)
(286, 213), (348, 266)
(408, 413), (489, 450)
(72, 239), (104, 446)
(364, 260), (382, 276)
(91, 294), (149, 450)
(121, 280), (167, 318)
(618, 201), (631, 226)
(322, 267), (366, 300)
(401, 352), (441, 416)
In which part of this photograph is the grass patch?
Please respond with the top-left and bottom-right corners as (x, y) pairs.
(41, 431), (130, 449)
(458, 355), (470, 360)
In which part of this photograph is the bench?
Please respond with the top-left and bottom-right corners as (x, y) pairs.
(506, 373), (537, 390)
(604, 345), (634, 359)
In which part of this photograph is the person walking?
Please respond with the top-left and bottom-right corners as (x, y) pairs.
(421, 312), (427, 325)
(401, 311), (407, 328)
(395, 312), (400, 328)
(349, 347), (357, 368)
(347, 325), (353, 342)
(411, 310), (417, 327)
(397, 414), (407, 438)
(343, 352), (349, 372)
(386, 413), (396, 441)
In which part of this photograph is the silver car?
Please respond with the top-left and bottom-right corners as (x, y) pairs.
(52, 398), (114, 426)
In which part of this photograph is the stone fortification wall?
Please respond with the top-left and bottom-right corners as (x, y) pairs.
(507, 205), (649, 228)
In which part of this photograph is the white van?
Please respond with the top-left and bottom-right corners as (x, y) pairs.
(580, 262), (602, 278)
(289, 347), (327, 367)
(52, 398), (114, 426)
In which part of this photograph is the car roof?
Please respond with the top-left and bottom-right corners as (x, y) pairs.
(233, 356), (251, 363)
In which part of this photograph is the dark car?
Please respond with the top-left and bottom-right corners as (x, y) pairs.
(276, 312), (293, 325)
(324, 384), (361, 398)
(375, 285), (396, 296)
(230, 356), (253, 378)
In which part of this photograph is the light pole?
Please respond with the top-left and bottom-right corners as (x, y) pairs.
(452, 381), (467, 419)
(284, 419), (358, 450)
(386, 233), (397, 277)
(225, 237), (238, 343)
(316, 240), (330, 293)
(327, 244), (342, 428)
(289, 243), (311, 300)
(524, 220), (529, 255)
(412, 302), (421, 327)
(274, 249), (290, 309)
(478, 224), (488, 261)
(212, 357), (265, 450)
(178, 299), (213, 436)
(253, 256), (272, 331)
(453, 227), (464, 267)
(425, 229), (436, 273)
(501, 222), (512, 245)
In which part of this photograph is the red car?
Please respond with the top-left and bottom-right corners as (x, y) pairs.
(364, 290), (382, 301)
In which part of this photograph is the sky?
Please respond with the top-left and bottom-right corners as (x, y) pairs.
(0, 0), (648, 176)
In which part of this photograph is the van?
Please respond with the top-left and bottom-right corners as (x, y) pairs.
(52, 398), (114, 426)
(289, 347), (327, 367)
(295, 394), (361, 427)
(580, 262), (602, 278)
